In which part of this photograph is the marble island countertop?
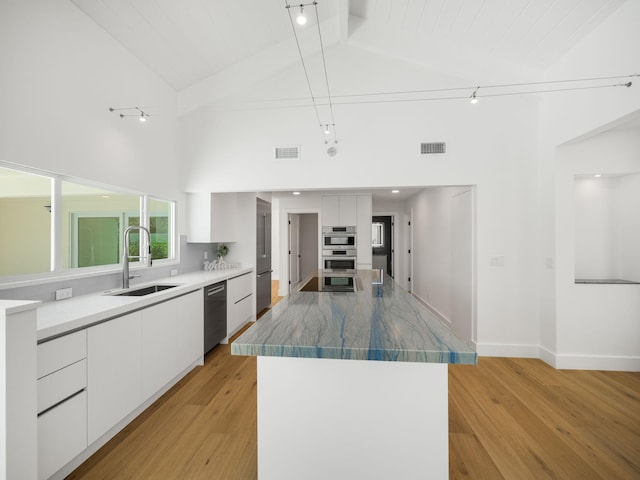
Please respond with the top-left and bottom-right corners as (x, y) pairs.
(232, 270), (477, 364)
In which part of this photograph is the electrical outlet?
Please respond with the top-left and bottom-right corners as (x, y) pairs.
(170, 269), (179, 277)
(204, 251), (208, 260)
(55, 287), (73, 300)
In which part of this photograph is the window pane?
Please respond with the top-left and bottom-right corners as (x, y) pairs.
(148, 198), (173, 260)
(0, 167), (52, 276)
(61, 181), (140, 268)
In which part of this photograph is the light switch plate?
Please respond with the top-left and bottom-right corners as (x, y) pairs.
(55, 287), (73, 300)
(489, 255), (505, 267)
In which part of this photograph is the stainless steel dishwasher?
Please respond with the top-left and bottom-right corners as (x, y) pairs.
(204, 281), (227, 354)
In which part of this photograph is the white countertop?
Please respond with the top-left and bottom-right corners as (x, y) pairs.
(36, 267), (254, 342)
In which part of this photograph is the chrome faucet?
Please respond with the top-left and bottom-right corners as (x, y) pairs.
(123, 225), (152, 289)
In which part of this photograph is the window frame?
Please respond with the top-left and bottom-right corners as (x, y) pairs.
(0, 161), (178, 287)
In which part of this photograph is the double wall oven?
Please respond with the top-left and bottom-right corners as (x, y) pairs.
(322, 226), (356, 272)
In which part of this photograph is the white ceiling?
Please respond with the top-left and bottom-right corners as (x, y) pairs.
(70, 0), (627, 92)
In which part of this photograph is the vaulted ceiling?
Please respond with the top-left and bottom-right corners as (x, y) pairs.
(71, 0), (627, 93)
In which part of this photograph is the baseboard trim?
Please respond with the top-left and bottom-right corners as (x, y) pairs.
(554, 354), (640, 372)
(476, 342), (540, 358)
(477, 343), (640, 372)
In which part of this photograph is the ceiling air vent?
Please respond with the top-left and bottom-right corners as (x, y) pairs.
(274, 145), (300, 160)
(420, 142), (446, 155)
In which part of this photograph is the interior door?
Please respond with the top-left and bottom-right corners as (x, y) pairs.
(372, 215), (393, 277)
(288, 214), (300, 288)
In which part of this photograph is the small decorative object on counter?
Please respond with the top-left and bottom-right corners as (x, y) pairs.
(203, 260), (241, 271)
(217, 244), (228, 269)
(203, 244), (240, 270)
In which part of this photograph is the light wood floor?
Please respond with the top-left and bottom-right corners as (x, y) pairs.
(68, 283), (640, 479)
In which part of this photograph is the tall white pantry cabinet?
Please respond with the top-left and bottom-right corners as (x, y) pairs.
(321, 194), (372, 269)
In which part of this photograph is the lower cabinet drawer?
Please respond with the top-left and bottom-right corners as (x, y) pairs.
(37, 359), (87, 414)
(228, 272), (253, 304)
(235, 293), (253, 323)
(38, 390), (87, 480)
(38, 330), (87, 379)
(228, 293), (254, 335)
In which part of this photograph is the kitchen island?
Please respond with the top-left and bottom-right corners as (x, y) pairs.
(232, 270), (476, 480)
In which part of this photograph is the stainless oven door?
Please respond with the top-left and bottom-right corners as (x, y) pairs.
(322, 234), (356, 249)
(323, 256), (356, 271)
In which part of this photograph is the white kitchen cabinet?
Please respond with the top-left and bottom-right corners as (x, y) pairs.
(142, 290), (203, 401)
(37, 329), (86, 379)
(321, 195), (357, 227)
(186, 192), (238, 243)
(38, 391), (87, 480)
(88, 311), (143, 445)
(357, 194), (373, 269)
(37, 330), (88, 480)
(227, 272), (254, 338)
(141, 302), (177, 401)
(173, 290), (204, 375)
(321, 195), (340, 226)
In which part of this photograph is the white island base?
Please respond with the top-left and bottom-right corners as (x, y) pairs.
(257, 356), (448, 480)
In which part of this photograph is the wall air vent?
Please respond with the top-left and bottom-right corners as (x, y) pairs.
(420, 142), (446, 155)
(274, 146), (300, 160)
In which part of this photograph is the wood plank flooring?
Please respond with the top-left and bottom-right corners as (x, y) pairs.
(67, 282), (640, 479)
(68, 354), (640, 479)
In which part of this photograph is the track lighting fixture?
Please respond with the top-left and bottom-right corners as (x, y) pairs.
(296, 5), (307, 25)
(470, 87), (479, 104)
(109, 106), (151, 122)
(324, 124), (330, 134)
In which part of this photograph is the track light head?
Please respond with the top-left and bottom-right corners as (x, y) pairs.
(139, 112), (147, 122)
(296, 5), (307, 25)
(470, 87), (479, 104)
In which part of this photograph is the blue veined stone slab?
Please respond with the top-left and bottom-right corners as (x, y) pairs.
(232, 270), (477, 365)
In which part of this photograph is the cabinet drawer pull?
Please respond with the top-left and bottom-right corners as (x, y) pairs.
(234, 293), (252, 305)
(38, 388), (86, 417)
(207, 286), (225, 295)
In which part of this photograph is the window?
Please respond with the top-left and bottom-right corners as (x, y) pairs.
(62, 181), (140, 268)
(0, 162), (176, 281)
(148, 198), (173, 260)
(0, 167), (52, 276)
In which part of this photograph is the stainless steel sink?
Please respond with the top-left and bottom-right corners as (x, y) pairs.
(112, 284), (178, 296)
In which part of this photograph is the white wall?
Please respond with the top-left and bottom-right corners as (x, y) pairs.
(0, 0), (181, 213)
(540, 1), (640, 147)
(180, 44), (540, 355)
(407, 187), (474, 345)
(555, 129), (640, 370)
(536, 1), (640, 370)
(613, 174), (640, 282)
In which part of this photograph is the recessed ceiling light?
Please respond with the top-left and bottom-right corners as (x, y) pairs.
(594, 174), (601, 178)
(392, 190), (399, 194)
(293, 191), (301, 195)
